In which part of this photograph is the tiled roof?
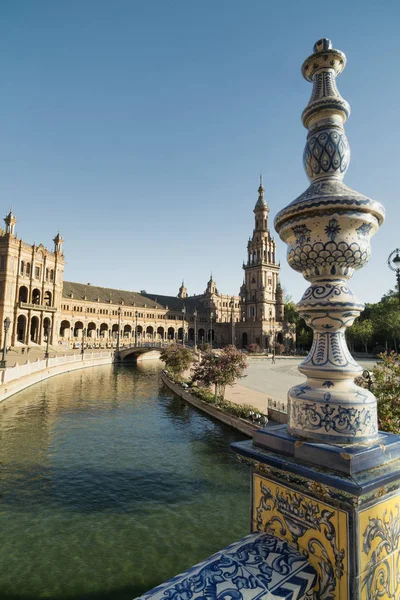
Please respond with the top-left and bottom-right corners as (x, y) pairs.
(62, 281), (160, 309)
(62, 281), (209, 313)
(141, 293), (208, 312)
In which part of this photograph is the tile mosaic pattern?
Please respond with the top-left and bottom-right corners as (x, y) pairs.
(136, 533), (316, 600)
(252, 473), (348, 600)
(359, 495), (400, 599)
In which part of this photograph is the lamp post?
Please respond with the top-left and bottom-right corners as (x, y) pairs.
(209, 311), (214, 347)
(81, 327), (86, 358)
(117, 306), (122, 353)
(388, 249), (400, 303)
(0, 317), (10, 368)
(193, 309), (197, 353)
(230, 299), (235, 347)
(181, 306), (186, 346)
(269, 309), (275, 363)
(44, 325), (50, 359)
(135, 311), (138, 347)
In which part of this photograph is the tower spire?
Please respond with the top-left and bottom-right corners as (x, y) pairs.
(254, 176), (268, 211)
(4, 208), (17, 235)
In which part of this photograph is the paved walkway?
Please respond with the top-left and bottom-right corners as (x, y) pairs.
(225, 356), (378, 415)
(4, 345), (83, 367)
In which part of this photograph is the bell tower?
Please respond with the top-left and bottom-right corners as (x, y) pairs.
(241, 177), (280, 323)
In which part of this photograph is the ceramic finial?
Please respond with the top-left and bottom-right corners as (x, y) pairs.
(301, 38), (350, 182)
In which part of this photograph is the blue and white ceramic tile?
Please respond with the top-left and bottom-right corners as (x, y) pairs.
(274, 39), (385, 444)
(136, 533), (316, 600)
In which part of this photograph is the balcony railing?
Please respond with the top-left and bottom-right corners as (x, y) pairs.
(19, 302), (57, 312)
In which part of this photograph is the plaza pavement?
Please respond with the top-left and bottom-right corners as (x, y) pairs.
(224, 356), (378, 416)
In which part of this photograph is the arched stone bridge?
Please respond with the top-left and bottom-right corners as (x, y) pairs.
(117, 342), (168, 361)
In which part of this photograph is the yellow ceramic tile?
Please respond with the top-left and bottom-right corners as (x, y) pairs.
(360, 554), (394, 600)
(359, 494), (400, 574)
(253, 473), (347, 599)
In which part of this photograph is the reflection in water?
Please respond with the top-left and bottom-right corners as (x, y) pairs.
(0, 363), (249, 600)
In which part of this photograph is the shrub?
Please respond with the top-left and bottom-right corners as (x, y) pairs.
(198, 343), (211, 353)
(192, 345), (248, 400)
(160, 344), (193, 376)
(247, 343), (261, 354)
(357, 352), (400, 433)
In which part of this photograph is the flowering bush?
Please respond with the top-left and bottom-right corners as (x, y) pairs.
(357, 352), (400, 433)
(191, 345), (248, 400)
(247, 343), (261, 354)
(160, 344), (193, 376)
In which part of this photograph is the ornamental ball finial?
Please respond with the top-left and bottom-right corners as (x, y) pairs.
(313, 38), (332, 53)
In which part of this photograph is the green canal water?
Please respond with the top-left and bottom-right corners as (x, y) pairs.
(0, 362), (250, 600)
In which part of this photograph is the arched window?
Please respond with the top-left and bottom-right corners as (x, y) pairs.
(44, 291), (52, 306)
(32, 289), (41, 305)
(59, 320), (71, 338)
(17, 314), (27, 342)
(18, 286), (28, 303)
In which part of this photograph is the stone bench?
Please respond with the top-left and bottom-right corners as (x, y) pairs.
(136, 533), (316, 600)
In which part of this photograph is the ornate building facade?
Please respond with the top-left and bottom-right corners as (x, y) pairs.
(0, 182), (285, 350)
(236, 178), (285, 349)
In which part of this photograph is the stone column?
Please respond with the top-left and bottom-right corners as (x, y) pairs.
(233, 39), (400, 600)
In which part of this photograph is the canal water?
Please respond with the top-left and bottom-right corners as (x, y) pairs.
(0, 362), (250, 600)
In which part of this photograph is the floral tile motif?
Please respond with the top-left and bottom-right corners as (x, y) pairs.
(253, 474), (347, 600)
(359, 495), (400, 577)
(136, 533), (316, 600)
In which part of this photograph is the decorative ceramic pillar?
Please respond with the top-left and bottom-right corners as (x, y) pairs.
(233, 40), (400, 600)
(275, 38), (385, 444)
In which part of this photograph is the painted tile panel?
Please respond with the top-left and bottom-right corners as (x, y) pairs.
(136, 533), (316, 600)
(359, 494), (400, 575)
(253, 473), (347, 599)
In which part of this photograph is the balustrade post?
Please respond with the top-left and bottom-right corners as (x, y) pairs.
(232, 39), (400, 600)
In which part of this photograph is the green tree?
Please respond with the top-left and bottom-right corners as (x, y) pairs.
(284, 300), (299, 324)
(160, 344), (193, 376)
(283, 300), (312, 351)
(347, 318), (374, 354)
(370, 297), (400, 352)
(192, 345), (248, 400)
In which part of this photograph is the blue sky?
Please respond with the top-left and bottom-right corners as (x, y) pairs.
(0, 1), (398, 304)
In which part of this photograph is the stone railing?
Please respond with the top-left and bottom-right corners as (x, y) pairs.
(2, 351), (112, 384)
(19, 301), (57, 312)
